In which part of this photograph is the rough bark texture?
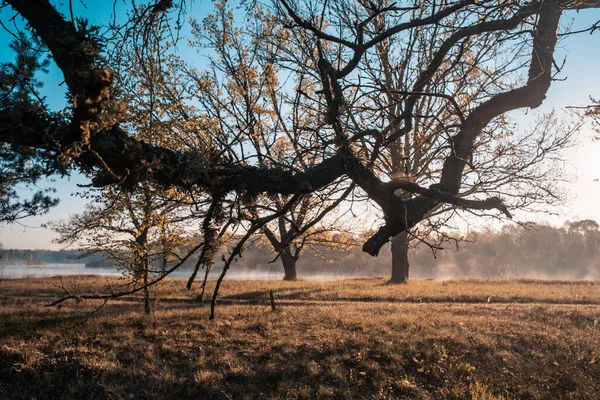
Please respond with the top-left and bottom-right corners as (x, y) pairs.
(281, 246), (298, 281)
(390, 232), (410, 283)
(143, 270), (151, 315)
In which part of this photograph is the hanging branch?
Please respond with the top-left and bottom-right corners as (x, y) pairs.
(210, 194), (301, 319)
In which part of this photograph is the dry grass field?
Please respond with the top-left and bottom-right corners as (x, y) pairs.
(1, 276), (600, 399)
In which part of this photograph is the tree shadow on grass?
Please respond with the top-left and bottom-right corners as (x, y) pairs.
(3, 332), (592, 400)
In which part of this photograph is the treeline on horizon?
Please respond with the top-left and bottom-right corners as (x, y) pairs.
(408, 220), (600, 280)
(269, 219), (600, 280)
(0, 249), (101, 266)
(2, 219), (599, 280)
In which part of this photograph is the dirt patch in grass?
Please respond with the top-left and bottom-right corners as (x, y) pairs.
(1, 276), (599, 399)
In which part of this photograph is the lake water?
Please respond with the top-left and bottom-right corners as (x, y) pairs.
(0, 263), (364, 281)
(0, 263), (296, 280)
(0, 263), (119, 279)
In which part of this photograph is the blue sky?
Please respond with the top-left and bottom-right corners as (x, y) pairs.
(1, 3), (600, 249)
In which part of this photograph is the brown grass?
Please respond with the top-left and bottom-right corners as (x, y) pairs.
(1, 276), (600, 399)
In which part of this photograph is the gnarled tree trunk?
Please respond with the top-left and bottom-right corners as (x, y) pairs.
(281, 246), (298, 281)
(390, 232), (409, 283)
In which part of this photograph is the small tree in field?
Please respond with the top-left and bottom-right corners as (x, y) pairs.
(49, 13), (203, 313)
(50, 184), (192, 313)
(255, 191), (355, 280)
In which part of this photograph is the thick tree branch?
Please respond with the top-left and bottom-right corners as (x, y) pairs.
(438, 2), (562, 194)
(0, 109), (347, 195)
(6, 0), (113, 145)
(363, 2), (563, 255)
(386, 180), (512, 218)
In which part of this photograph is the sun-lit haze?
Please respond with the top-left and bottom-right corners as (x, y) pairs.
(1, 6), (600, 250)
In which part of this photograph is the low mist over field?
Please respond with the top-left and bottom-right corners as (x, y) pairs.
(4, 220), (600, 281)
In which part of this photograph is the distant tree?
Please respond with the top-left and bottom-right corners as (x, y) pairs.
(50, 184), (193, 313)
(186, 3), (355, 281)
(566, 219), (600, 234)
(255, 192), (355, 280)
(431, 221), (600, 279)
(587, 97), (600, 130)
